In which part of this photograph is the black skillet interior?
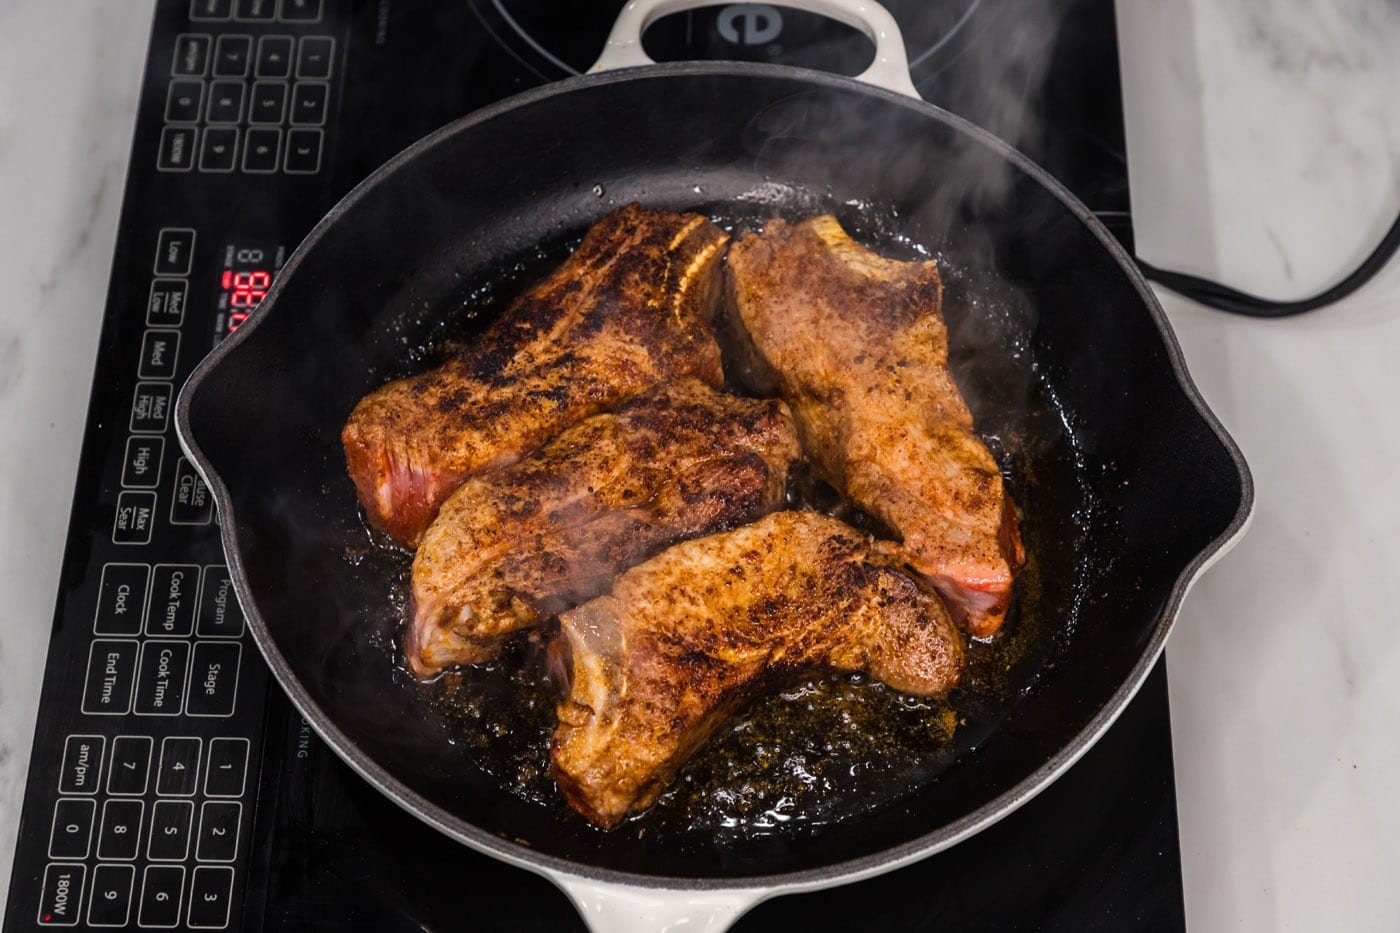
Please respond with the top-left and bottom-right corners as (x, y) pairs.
(180, 66), (1249, 884)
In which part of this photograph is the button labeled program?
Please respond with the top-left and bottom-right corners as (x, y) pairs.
(153, 228), (196, 276)
(121, 435), (164, 490)
(186, 642), (241, 717)
(139, 330), (181, 380)
(197, 566), (243, 638)
(147, 278), (188, 327)
(171, 458), (214, 525)
(112, 491), (157, 545)
(146, 564), (200, 637)
(130, 382), (172, 434)
(59, 735), (105, 795)
(37, 863), (85, 927)
(135, 640), (191, 716)
(94, 563), (149, 636)
(81, 640), (139, 715)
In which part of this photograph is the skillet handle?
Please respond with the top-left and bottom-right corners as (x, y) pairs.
(551, 874), (767, 933)
(589, 0), (921, 100)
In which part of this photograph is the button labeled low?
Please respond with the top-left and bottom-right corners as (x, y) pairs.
(153, 229), (196, 276)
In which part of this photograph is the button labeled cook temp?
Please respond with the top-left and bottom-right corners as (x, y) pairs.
(146, 564), (200, 637)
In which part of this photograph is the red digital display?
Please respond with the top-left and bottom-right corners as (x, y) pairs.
(218, 243), (283, 339)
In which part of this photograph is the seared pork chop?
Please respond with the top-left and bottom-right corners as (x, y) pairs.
(406, 380), (800, 677)
(342, 204), (729, 545)
(550, 510), (964, 828)
(726, 215), (1025, 637)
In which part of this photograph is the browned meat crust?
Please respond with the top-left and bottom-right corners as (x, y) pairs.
(550, 510), (965, 828)
(342, 204), (729, 545)
(406, 379), (801, 676)
(725, 215), (1025, 637)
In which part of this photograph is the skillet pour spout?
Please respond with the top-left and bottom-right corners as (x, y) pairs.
(175, 60), (1252, 933)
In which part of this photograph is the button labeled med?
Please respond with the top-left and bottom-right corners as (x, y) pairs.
(139, 329), (181, 380)
(93, 563), (148, 636)
(81, 640), (138, 715)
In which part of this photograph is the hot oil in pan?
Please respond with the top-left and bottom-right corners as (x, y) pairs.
(358, 196), (1098, 841)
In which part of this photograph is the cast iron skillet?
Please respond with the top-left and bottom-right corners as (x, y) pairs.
(176, 1), (1253, 929)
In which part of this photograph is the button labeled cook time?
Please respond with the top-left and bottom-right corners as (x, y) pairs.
(81, 640), (139, 715)
(131, 382), (173, 433)
(121, 436), (164, 489)
(171, 458), (214, 525)
(59, 735), (105, 795)
(139, 865), (186, 928)
(154, 228), (196, 276)
(37, 862), (85, 927)
(186, 642), (241, 717)
(135, 641), (191, 716)
(94, 563), (149, 636)
(112, 491), (157, 545)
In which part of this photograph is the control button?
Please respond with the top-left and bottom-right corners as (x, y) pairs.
(256, 35), (293, 78)
(81, 640), (139, 715)
(186, 642), (241, 717)
(146, 564), (200, 637)
(48, 799), (95, 860)
(156, 737), (202, 797)
(112, 492), (157, 546)
(289, 81), (328, 125)
(164, 80), (204, 123)
(121, 435), (164, 490)
(94, 563), (149, 636)
(197, 566), (244, 638)
(135, 640), (191, 716)
(96, 799), (144, 861)
(157, 126), (197, 172)
(86, 864), (134, 928)
(205, 80), (246, 124)
(172, 33), (212, 76)
(154, 228), (196, 276)
(37, 863), (85, 927)
(106, 736), (154, 796)
(58, 735), (105, 795)
(279, 0), (322, 22)
(138, 329), (181, 380)
(212, 34), (252, 77)
(236, 0), (277, 20)
(130, 382), (173, 434)
(187, 866), (234, 929)
(147, 278), (189, 327)
(204, 739), (250, 797)
(195, 802), (241, 862)
(199, 127), (239, 173)
(171, 458), (215, 525)
(147, 802), (195, 862)
(190, 0), (233, 21)
(138, 865), (185, 928)
(283, 128), (323, 174)
(296, 36), (334, 79)
(248, 81), (287, 124)
(242, 127), (282, 173)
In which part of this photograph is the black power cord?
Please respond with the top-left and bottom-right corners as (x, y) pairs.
(1133, 211), (1400, 317)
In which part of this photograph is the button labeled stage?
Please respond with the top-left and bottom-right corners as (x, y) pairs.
(121, 435), (164, 489)
(165, 81), (204, 123)
(237, 0), (276, 20)
(213, 34), (252, 77)
(139, 330), (181, 380)
(156, 736), (202, 797)
(283, 128), (323, 174)
(139, 865), (185, 928)
(197, 566), (244, 638)
(157, 126), (197, 172)
(199, 127), (239, 173)
(135, 640), (190, 715)
(107, 737), (153, 796)
(59, 735), (105, 795)
(190, 0), (232, 20)
(290, 81), (328, 125)
(81, 640), (138, 715)
(86, 864), (134, 928)
(172, 34), (211, 76)
(204, 738), (249, 797)
(186, 642), (241, 717)
(48, 799), (95, 860)
(154, 228), (196, 276)
(296, 36), (334, 78)
(112, 491), (157, 545)
(171, 458), (214, 525)
(146, 564), (200, 637)
(187, 866), (234, 929)
(256, 35), (293, 77)
(97, 799), (144, 861)
(195, 802), (241, 862)
(249, 82), (287, 124)
(242, 127), (282, 173)
(37, 863), (85, 927)
(147, 278), (188, 327)
(94, 563), (149, 636)
(130, 382), (172, 433)
(147, 801), (194, 861)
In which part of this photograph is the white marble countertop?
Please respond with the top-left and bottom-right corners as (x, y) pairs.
(1, 0), (1397, 928)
